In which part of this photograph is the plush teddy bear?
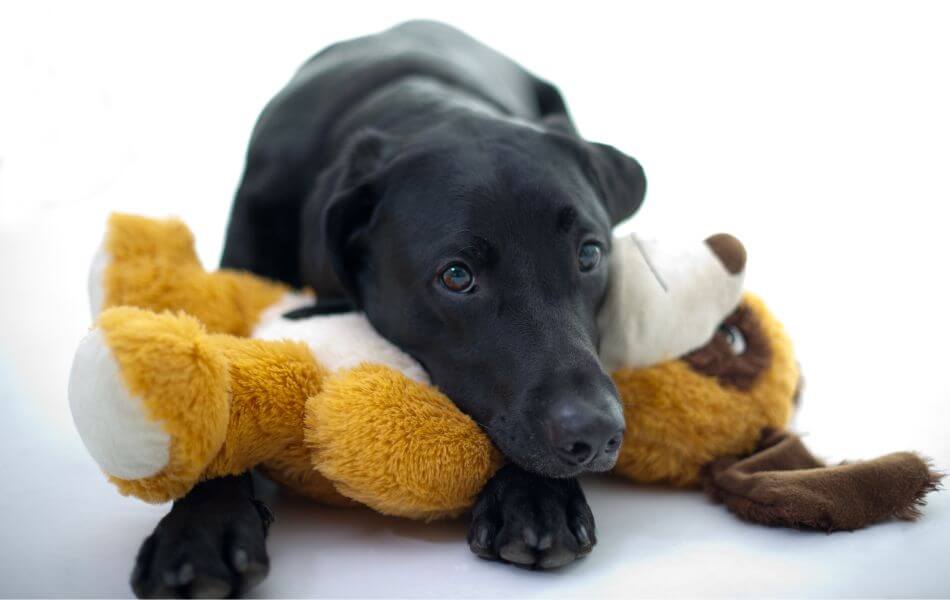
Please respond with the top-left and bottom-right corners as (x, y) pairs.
(69, 213), (940, 530)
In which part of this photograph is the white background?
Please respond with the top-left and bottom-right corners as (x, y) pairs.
(2, 1), (949, 597)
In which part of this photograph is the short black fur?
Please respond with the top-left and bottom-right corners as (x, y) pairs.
(137, 21), (647, 596)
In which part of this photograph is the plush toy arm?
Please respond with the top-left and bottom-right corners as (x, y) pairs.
(69, 306), (328, 503)
(91, 213), (303, 336)
(305, 364), (503, 520)
(79, 214), (499, 515)
(68, 305), (501, 514)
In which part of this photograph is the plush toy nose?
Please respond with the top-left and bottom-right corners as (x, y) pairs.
(544, 397), (625, 467)
(705, 233), (747, 275)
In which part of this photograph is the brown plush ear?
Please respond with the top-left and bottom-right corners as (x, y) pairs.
(702, 429), (944, 532)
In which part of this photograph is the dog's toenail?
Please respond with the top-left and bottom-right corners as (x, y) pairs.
(575, 523), (590, 546)
(523, 526), (538, 547)
(538, 533), (553, 550)
(232, 548), (249, 572)
(475, 525), (490, 548)
(177, 562), (195, 584)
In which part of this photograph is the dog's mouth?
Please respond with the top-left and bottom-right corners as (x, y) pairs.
(512, 448), (620, 479)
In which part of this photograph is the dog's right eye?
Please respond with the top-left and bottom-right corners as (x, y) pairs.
(440, 263), (475, 293)
(578, 242), (603, 272)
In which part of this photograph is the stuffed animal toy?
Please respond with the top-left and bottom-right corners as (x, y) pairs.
(69, 214), (940, 531)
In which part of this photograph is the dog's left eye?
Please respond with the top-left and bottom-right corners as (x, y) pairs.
(440, 263), (475, 293)
(578, 242), (603, 272)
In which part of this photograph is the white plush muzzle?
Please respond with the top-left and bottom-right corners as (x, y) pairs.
(598, 233), (745, 371)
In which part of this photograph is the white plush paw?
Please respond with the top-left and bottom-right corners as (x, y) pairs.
(68, 328), (170, 479)
(87, 242), (110, 318)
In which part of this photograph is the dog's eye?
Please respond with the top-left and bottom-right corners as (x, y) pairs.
(578, 242), (603, 272)
(718, 324), (747, 355)
(440, 263), (475, 293)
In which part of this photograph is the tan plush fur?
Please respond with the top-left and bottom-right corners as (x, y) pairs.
(97, 307), (348, 504)
(93, 304), (499, 512)
(98, 307), (231, 502)
(307, 364), (504, 520)
(102, 213), (287, 336)
(81, 213), (798, 517)
(206, 334), (352, 507)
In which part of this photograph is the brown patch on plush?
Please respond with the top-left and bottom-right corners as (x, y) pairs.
(705, 233), (747, 274)
(612, 294), (798, 487)
(683, 304), (772, 390)
(701, 429), (944, 531)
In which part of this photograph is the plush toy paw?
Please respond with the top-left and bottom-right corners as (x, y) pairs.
(90, 213), (288, 336)
(702, 429), (945, 531)
(468, 465), (595, 569)
(88, 213), (202, 317)
(69, 307), (230, 502)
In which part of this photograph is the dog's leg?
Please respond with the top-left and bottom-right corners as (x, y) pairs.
(702, 428), (943, 531)
(467, 464), (595, 569)
(131, 473), (272, 599)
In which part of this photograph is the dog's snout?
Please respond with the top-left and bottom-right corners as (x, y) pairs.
(544, 397), (625, 468)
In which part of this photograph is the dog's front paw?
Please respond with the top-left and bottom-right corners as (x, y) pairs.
(467, 464), (595, 569)
(131, 476), (272, 599)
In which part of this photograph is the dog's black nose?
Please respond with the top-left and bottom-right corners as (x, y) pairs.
(544, 398), (625, 467)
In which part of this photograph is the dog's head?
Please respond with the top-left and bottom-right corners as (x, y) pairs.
(301, 120), (646, 478)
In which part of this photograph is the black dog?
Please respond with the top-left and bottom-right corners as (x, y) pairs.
(132, 20), (646, 598)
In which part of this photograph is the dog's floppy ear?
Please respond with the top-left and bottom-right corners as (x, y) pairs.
(583, 141), (647, 226)
(300, 130), (395, 303)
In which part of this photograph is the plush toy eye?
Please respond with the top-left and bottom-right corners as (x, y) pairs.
(719, 324), (747, 355)
(578, 242), (603, 272)
(440, 263), (475, 293)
